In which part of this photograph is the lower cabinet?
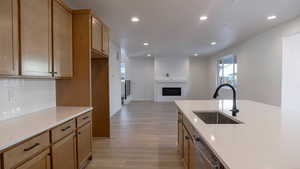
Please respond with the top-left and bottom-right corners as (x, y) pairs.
(178, 111), (225, 169)
(15, 149), (51, 169)
(1, 113), (93, 169)
(52, 133), (77, 169)
(183, 127), (190, 169)
(77, 122), (92, 169)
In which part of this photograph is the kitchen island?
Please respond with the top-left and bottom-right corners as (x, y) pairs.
(175, 100), (300, 169)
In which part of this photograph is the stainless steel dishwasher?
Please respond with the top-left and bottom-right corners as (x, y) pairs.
(190, 133), (224, 169)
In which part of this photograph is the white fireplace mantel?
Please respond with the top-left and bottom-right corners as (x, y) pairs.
(154, 78), (188, 102)
(155, 78), (187, 83)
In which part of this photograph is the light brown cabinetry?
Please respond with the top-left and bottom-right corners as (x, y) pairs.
(92, 17), (102, 54)
(51, 119), (76, 143)
(77, 122), (92, 169)
(178, 111), (225, 169)
(0, 0), (19, 76)
(178, 112), (183, 157)
(77, 112), (91, 128)
(102, 24), (110, 56)
(183, 127), (190, 169)
(53, 0), (73, 78)
(20, 0), (52, 77)
(52, 133), (77, 169)
(15, 149), (51, 169)
(3, 132), (50, 169)
(91, 16), (109, 58)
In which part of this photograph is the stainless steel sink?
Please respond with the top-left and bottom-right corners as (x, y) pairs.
(193, 111), (242, 124)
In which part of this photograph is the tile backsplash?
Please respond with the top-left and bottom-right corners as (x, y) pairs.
(0, 78), (56, 121)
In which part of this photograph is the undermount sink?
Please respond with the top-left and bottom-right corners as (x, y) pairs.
(193, 111), (242, 124)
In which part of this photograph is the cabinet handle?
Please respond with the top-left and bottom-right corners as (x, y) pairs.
(82, 116), (89, 120)
(185, 136), (190, 140)
(194, 136), (201, 142)
(78, 132), (81, 135)
(61, 126), (71, 131)
(24, 143), (40, 152)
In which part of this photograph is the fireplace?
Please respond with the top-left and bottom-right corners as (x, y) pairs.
(162, 87), (181, 96)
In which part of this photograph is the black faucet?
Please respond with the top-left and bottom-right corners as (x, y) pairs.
(213, 83), (239, 116)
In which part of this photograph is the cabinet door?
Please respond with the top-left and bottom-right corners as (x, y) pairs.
(92, 17), (102, 53)
(16, 149), (51, 169)
(0, 0), (18, 75)
(102, 24), (109, 56)
(183, 127), (190, 169)
(52, 133), (77, 169)
(20, 0), (52, 77)
(77, 123), (92, 168)
(178, 113), (183, 157)
(53, 0), (73, 78)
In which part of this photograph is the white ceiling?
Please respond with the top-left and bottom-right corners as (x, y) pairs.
(66, 0), (300, 58)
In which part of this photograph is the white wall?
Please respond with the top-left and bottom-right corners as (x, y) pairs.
(207, 16), (300, 106)
(0, 79), (56, 121)
(127, 57), (154, 101)
(187, 57), (210, 99)
(282, 33), (300, 111)
(109, 42), (122, 117)
(154, 56), (189, 79)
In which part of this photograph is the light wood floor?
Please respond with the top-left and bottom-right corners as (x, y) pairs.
(86, 101), (184, 169)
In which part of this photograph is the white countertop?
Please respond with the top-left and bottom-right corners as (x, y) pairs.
(175, 100), (300, 169)
(0, 106), (92, 152)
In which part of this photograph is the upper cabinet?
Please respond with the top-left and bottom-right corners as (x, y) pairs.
(20, 0), (52, 77)
(53, 0), (73, 78)
(92, 17), (102, 54)
(102, 24), (110, 56)
(0, 0), (19, 76)
(91, 16), (110, 58)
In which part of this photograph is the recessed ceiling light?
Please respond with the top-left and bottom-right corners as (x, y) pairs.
(143, 42), (149, 46)
(267, 15), (277, 20)
(147, 54), (152, 57)
(200, 16), (208, 21)
(131, 17), (140, 22)
(194, 53), (199, 56)
(211, 42), (217, 45)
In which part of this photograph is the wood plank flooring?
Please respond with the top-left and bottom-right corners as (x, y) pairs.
(86, 101), (184, 169)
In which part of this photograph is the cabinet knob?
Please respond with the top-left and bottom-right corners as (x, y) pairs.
(194, 136), (201, 142)
(185, 136), (190, 140)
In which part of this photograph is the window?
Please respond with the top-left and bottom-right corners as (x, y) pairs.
(120, 63), (126, 80)
(217, 55), (237, 86)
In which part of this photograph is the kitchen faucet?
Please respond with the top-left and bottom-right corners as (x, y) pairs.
(213, 83), (239, 116)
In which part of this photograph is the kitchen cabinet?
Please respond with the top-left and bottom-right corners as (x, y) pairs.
(178, 112), (183, 157)
(20, 0), (52, 77)
(102, 24), (110, 56)
(183, 127), (190, 169)
(178, 111), (224, 169)
(77, 122), (92, 169)
(15, 149), (51, 169)
(53, 0), (73, 78)
(52, 133), (77, 169)
(92, 17), (102, 54)
(3, 132), (50, 169)
(0, 0), (19, 76)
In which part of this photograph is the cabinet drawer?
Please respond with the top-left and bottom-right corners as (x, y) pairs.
(51, 119), (76, 143)
(77, 112), (91, 128)
(3, 132), (50, 169)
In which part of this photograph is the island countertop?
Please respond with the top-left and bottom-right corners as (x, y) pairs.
(0, 106), (92, 152)
(175, 100), (300, 169)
